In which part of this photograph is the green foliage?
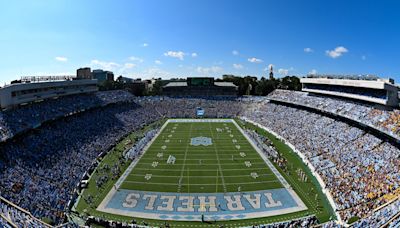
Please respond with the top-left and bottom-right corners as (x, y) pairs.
(148, 80), (163, 96)
(221, 75), (301, 96)
(98, 80), (124, 91)
(98, 75), (301, 96)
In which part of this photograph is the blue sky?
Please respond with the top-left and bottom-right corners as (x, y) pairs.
(0, 0), (400, 85)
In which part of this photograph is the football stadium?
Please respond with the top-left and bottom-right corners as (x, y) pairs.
(1, 73), (400, 228)
(1, 1), (400, 228)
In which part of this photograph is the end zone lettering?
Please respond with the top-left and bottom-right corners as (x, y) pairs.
(121, 191), (282, 213)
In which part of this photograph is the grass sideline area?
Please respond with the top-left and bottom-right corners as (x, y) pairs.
(74, 118), (335, 227)
(120, 121), (282, 193)
(236, 118), (335, 223)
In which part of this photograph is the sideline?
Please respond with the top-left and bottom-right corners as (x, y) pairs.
(241, 117), (342, 224)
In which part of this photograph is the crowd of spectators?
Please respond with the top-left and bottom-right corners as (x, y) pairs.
(352, 198), (400, 227)
(242, 100), (400, 223)
(0, 94), (253, 225)
(267, 89), (400, 141)
(0, 196), (51, 227)
(133, 96), (254, 119)
(0, 98), (159, 224)
(390, 216), (400, 228)
(245, 129), (288, 170)
(245, 216), (317, 228)
(0, 90), (134, 142)
(125, 129), (158, 159)
(1, 90), (400, 227)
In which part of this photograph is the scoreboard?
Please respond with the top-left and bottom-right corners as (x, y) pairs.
(187, 77), (214, 86)
(196, 107), (205, 117)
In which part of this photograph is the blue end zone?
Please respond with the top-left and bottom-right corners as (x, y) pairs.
(100, 188), (307, 221)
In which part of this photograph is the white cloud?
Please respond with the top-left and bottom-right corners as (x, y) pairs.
(361, 55), (366, 60)
(326, 46), (348, 58)
(129, 56), (144, 63)
(191, 53), (198, 57)
(143, 43), (149, 47)
(124, 63), (136, 69)
(309, 69), (317, 75)
(232, 50), (239, 55)
(278, 68), (289, 76)
(155, 60), (162, 65)
(263, 64), (274, 72)
(55, 56), (68, 62)
(248, 57), (263, 63)
(233, 63), (243, 69)
(164, 51), (185, 60)
(141, 67), (174, 79)
(90, 59), (138, 75)
(196, 66), (223, 74)
(304, 47), (313, 53)
(90, 59), (120, 70)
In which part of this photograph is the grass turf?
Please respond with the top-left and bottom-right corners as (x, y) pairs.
(120, 121), (282, 193)
(74, 118), (335, 227)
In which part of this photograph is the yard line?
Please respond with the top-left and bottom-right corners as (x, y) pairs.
(138, 162), (267, 165)
(128, 173), (275, 178)
(133, 167), (273, 172)
(144, 150), (253, 154)
(123, 180), (280, 186)
(139, 158), (261, 161)
(177, 122), (193, 193)
(208, 122), (227, 193)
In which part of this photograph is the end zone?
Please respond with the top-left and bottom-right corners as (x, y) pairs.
(97, 119), (307, 221)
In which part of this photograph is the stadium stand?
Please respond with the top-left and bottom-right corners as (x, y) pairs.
(267, 89), (400, 142)
(0, 196), (51, 227)
(0, 90), (399, 227)
(242, 100), (400, 223)
(352, 197), (400, 227)
(0, 90), (134, 142)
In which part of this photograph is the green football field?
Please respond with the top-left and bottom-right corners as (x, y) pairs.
(120, 120), (282, 193)
(75, 119), (335, 227)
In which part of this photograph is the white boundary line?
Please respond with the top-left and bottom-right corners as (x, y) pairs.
(231, 119), (307, 211)
(97, 120), (170, 211)
(97, 119), (308, 220)
(241, 117), (341, 223)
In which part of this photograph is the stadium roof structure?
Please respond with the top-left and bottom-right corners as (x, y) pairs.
(300, 77), (399, 107)
(163, 81), (187, 87)
(163, 81), (237, 88)
(305, 74), (381, 81)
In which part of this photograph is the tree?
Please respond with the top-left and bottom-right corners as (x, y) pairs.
(279, 76), (301, 91)
(148, 80), (163, 96)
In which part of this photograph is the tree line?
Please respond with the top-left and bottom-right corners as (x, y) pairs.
(98, 75), (302, 96)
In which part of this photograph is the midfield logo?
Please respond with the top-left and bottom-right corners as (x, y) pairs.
(190, 136), (212, 146)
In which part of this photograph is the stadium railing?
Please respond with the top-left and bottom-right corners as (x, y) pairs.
(0, 196), (52, 228)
